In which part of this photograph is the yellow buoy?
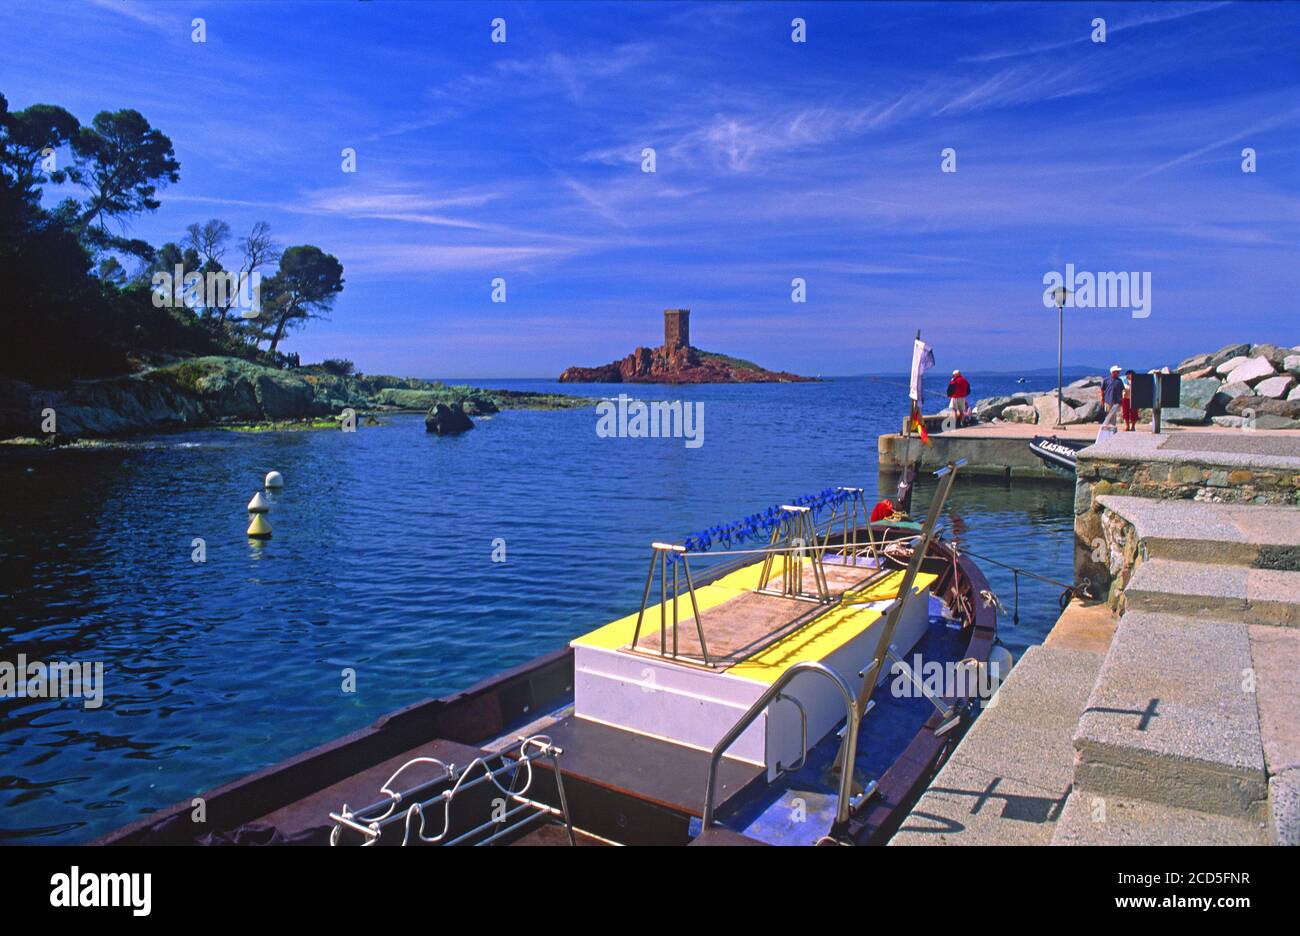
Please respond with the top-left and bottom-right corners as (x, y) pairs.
(247, 513), (272, 539)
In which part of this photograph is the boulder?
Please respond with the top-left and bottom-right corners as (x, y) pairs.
(1254, 415), (1300, 429)
(1209, 343), (1251, 368)
(1033, 394), (1097, 426)
(1223, 357), (1276, 386)
(1213, 413), (1298, 429)
(1226, 396), (1300, 419)
(1162, 406), (1209, 425)
(1183, 366), (1215, 379)
(1066, 376), (1102, 390)
(255, 372), (317, 419)
(425, 402), (474, 435)
(999, 404), (1038, 424)
(1254, 375), (1295, 399)
(1174, 353), (1212, 375)
(1250, 343), (1291, 367)
(973, 394), (1031, 421)
(1178, 377), (1221, 410)
(1215, 355), (1250, 376)
(1289, 385), (1300, 402)
(1071, 399), (1104, 423)
(1284, 354), (1300, 375)
(192, 368), (262, 420)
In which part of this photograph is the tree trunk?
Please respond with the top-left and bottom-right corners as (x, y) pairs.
(267, 311), (290, 354)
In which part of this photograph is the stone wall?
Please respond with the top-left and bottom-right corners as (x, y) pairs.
(1073, 437), (1300, 605)
(1073, 492), (1141, 610)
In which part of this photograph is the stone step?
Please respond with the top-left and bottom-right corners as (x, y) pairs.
(890, 644), (1104, 845)
(1072, 611), (1268, 819)
(1125, 559), (1300, 627)
(1051, 789), (1268, 845)
(1096, 495), (1300, 569)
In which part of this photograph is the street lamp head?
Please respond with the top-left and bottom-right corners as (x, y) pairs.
(1050, 286), (1072, 309)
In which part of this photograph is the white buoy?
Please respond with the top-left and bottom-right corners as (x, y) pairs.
(264, 471), (283, 489)
(247, 491), (271, 513)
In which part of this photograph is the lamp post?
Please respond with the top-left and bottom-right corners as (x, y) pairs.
(1050, 287), (1072, 428)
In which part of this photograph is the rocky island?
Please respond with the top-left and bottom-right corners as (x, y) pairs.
(558, 309), (815, 384)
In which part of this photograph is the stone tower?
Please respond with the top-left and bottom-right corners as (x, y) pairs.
(663, 308), (690, 351)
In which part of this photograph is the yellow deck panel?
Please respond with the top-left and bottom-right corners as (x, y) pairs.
(572, 559), (937, 685)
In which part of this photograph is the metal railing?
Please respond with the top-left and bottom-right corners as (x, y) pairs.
(701, 660), (864, 829)
(629, 488), (883, 668)
(328, 734), (575, 847)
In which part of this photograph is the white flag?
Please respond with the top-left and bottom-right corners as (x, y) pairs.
(909, 339), (934, 402)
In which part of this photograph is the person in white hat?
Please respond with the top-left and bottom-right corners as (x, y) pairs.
(946, 368), (971, 426)
(1100, 365), (1125, 431)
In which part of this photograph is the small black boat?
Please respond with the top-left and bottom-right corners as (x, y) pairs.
(1028, 435), (1091, 475)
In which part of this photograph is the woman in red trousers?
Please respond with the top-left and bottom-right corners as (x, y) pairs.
(1121, 369), (1138, 431)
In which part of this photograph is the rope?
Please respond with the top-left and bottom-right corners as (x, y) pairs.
(952, 544), (1089, 623)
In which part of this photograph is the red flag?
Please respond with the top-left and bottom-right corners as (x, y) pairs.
(908, 402), (932, 446)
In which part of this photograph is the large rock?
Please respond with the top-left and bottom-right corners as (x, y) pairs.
(1178, 376), (1221, 410)
(1254, 375), (1296, 399)
(1226, 396), (1300, 419)
(1250, 343), (1292, 367)
(999, 403), (1038, 424)
(1224, 357), (1276, 386)
(1215, 355), (1251, 376)
(192, 368), (262, 420)
(1284, 354), (1300, 375)
(1067, 375), (1102, 390)
(973, 394), (1031, 421)
(1175, 353), (1212, 375)
(1033, 394), (1098, 426)
(1209, 343), (1251, 368)
(1162, 406), (1209, 425)
(255, 372), (318, 419)
(424, 402), (474, 435)
(1289, 385), (1300, 402)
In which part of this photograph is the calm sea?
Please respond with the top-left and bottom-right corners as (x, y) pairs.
(0, 374), (1075, 843)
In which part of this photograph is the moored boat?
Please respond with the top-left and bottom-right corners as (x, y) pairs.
(99, 465), (999, 847)
(1028, 434), (1091, 475)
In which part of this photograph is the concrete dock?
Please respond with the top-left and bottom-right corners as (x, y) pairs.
(878, 423), (1095, 480)
(891, 428), (1300, 846)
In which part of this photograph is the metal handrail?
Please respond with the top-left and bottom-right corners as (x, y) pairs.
(701, 660), (862, 830)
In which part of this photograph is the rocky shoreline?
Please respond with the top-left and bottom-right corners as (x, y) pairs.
(970, 342), (1300, 430)
(0, 355), (590, 442)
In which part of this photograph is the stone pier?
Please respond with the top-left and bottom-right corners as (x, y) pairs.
(893, 427), (1300, 846)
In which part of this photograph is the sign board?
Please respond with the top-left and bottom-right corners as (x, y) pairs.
(1129, 373), (1181, 409)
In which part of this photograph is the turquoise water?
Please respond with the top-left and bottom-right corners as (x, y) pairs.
(0, 375), (1075, 843)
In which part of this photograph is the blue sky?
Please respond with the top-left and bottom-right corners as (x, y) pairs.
(3, 1), (1298, 377)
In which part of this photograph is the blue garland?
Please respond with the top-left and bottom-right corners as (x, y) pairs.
(678, 487), (855, 557)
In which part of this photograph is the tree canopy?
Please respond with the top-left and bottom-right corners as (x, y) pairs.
(0, 91), (345, 383)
